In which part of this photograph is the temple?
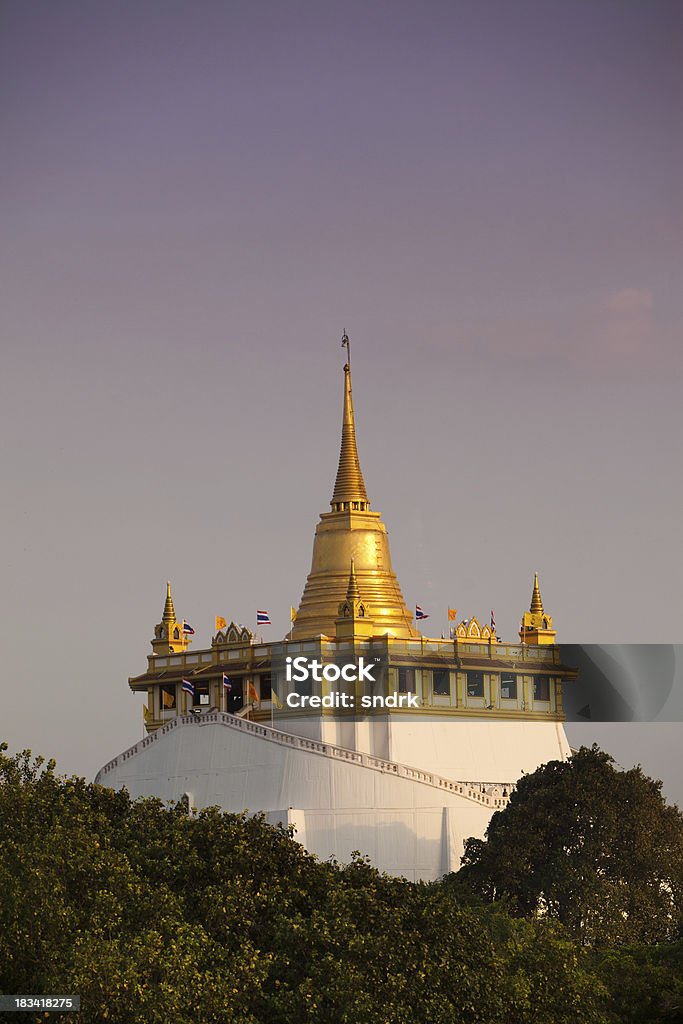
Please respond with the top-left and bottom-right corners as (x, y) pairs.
(96, 336), (576, 881)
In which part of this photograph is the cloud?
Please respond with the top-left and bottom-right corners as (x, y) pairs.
(601, 288), (653, 356)
(606, 288), (653, 315)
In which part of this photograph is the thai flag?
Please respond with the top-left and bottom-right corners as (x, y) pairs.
(256, 610), (271, 626)
(181, 679), (195, 696)
(415, 605), (429, 620)
(222, 674), (232, 692)
(182, 620), (195, 635)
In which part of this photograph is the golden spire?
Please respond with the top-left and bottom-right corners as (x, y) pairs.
(151, 580), (191, 656)
(530, 572), (544, 614)
(331, 332), (369, 511)
(291, 335), (418, 641)
(163, 581), (176, 624)
(346, 558), (360, 601)
(520, 571), (555, 645)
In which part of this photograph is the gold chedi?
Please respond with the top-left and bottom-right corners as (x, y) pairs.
(291, 337), (418, 640)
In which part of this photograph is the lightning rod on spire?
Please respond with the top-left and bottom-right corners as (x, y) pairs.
(341, 329), (350, 369)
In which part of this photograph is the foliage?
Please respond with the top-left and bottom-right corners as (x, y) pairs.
(1, 741), (680, 1022)
(595, 940), (683, 1023)
(458, 745), (683, 947)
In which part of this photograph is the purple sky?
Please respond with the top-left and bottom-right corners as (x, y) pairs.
(1, 1), (682, 799)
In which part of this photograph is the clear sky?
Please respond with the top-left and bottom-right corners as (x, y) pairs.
(1, 2), (682, 801)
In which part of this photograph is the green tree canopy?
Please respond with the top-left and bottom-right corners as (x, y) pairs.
(458, 745), (683, 947)
(0, 742), (613, 1023)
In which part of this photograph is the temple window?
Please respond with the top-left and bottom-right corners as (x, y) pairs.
(534, 675), (550, 701)
(432, 668), (450, 696)
(259, 674), (272, 701)
(398, 668), (416, 694)
(194, 685), (210, 707)
(466, 671), (484, 698)
(500, 673), (518, 700)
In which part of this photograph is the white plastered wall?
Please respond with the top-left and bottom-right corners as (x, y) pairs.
(97, 720), (496, 881)
(386, 717), (571, 783)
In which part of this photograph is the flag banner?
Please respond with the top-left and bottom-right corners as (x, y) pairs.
(448, 608), (457, 621)
(256, 610), (271, 626)
(416, 605), (429, 620)
(248, 681), (259, 703)
(222, 674), (232, 692)
(181, 679), (195, 696)
(290, 606), (297, 623)
(271, 685), (283, 710)
(143, 704), (150, 722)
(162, 688), (175, 708)
(182, 620), (195, 635)
(215, 616), (227, 631)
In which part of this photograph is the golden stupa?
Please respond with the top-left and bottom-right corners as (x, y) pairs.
(291, 335), (418, 640)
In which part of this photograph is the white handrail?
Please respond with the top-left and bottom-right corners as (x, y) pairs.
(95, 711), (514, 810)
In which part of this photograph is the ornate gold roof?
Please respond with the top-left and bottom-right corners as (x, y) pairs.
(291, 340), (418, 640)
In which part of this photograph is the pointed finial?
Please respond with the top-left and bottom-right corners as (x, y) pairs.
(331, 332), (369, 511)
(163, 580), (176, 623)
(341, 329), (350, 370)
(346, 558), (361, 602)
(530, 572), (544, 614)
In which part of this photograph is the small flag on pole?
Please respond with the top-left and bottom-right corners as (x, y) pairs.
(248, 680), (259, 704)
(181, 679), (195, 696)
(162, 688), (175, 708)
(222, 674), (232, 692)
(182, 620), (195, 635)
(290, 606), (297, 623)
(215, 616), (227, 631)
(448, 608), (457, 621)
(415, 605), (429, 620)
(256, 610), (271, 626)
(271, 685), (283, 710)
(143, 704), (151, 723)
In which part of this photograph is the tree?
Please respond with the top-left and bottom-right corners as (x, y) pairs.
(0, 741), (649, 1022)
(458, 745), (683, 947)
(596, 940), (683, 1023)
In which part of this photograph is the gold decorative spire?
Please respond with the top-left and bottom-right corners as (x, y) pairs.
(520, 572), (555, 645)
(346, 558), (360, 601)
(331, 333), (369, 512)
(163, 581), (176, 624)
(151, 580), (191, 656)
(291, 338), (418, 641)
(530, 572), (544, 614)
